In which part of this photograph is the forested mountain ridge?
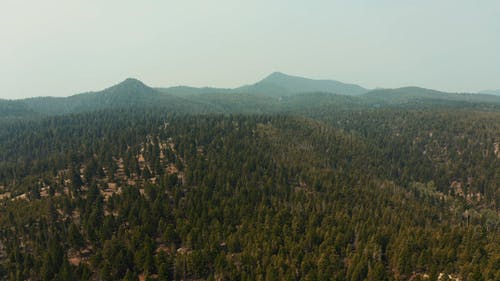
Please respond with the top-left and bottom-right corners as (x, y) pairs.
(10, 78), (210, 116)
(0, 75), (499, 280)
(3, 73), (500, 118)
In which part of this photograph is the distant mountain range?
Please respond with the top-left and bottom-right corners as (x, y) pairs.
(365, 87), (500, 105)
(479, 89), (500, 96)
(156, 72), (368, 97)
(1, 72), (500, 117)
(235, 72), (368, 96)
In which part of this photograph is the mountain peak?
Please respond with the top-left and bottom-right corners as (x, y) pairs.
(265, 71), (288, 78)
(261, 71), (297, 83)
(117, 78), (147, 88)
(97, 78), (157, 98)
(255, 72), (368, 96)
(107, 78), (150, 91)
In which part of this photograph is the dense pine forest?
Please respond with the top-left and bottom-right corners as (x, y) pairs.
(0, 76), (499, 281)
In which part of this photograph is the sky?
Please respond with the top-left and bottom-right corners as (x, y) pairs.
(1, 0), (499, 99)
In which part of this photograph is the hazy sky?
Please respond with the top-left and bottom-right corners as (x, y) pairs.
(1, 1), (499, 99)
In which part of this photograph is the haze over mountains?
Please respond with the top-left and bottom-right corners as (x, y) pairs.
(479, 89), (500, 96)
(155, 72), (368, 97)
(2, 72), (500, 118)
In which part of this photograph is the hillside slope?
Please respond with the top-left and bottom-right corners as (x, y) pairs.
(0, 110), (498, 280)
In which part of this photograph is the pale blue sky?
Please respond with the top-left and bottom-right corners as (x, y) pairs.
(1, 0), (499, 99)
